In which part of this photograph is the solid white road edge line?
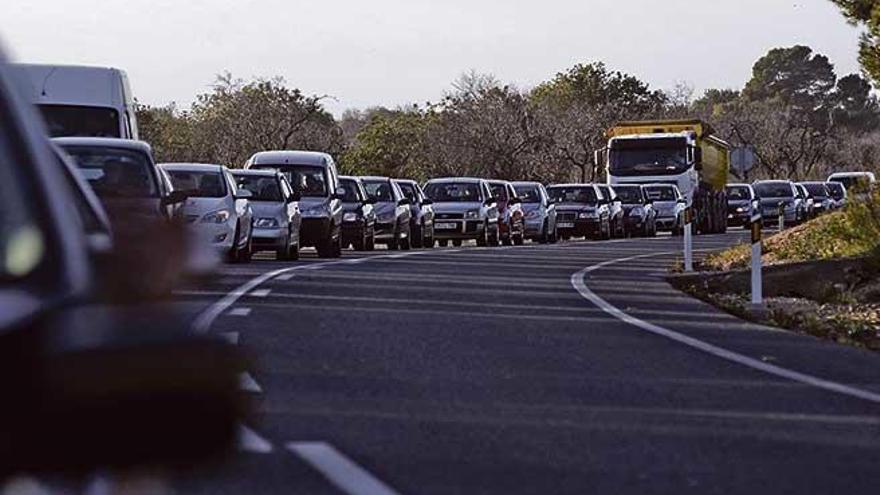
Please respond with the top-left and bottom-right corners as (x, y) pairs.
(240, 372), (263, 393)
(571, 251), (880, 404)
(288, 442), (402, 495)
(238, 425), (274, 454)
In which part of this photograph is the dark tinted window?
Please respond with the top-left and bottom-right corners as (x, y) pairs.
(397, 182), (419, 202)
(39, 105), (120, 138)
(63, 145), (157, 198)
(802, 183), (828, 197)
(754, 182), (794, 198)
(490, 183), (510, 200)
(338, 179), (363, 202)
(726, 186), (751, 200)
(826, 182), (846, 199)
(253, 164), (327, 197)
(614, 186), (645, 204)
(645, 186), (677, 201)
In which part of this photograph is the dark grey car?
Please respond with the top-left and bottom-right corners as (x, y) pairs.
(232, 169), (303, 260)
(395, 179), (435, 249)
(361, 176), (413, 250)
(339, 176), (377, 251)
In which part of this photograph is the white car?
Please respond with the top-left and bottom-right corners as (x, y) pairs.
(160, 163), (255, 263)
(828, 171), (875, 202)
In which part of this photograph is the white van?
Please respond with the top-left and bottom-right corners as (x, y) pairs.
(11, 64), (138, 139)
(827, 171), (876, 191)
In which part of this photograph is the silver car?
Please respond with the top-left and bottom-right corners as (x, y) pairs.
(232, 169), (303, 260)
(423, 178), (500, 247)
(512, 181), (558, 243)
(754, 180), (805, 226)
(361, 176), (413, 250)
(644, 184), (687, 234)
(160, 163), (255, 262)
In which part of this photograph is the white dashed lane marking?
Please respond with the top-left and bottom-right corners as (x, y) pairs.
(238, 425), (273, 454)
(288, 442), (402, 495)
(250, 289), (272, 298)
(228, 307), (252, 317)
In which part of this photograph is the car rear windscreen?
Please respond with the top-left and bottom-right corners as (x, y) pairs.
(63, 146), (157, 198)
(39, 105), (120, 138)
(167, 170), (227, 198)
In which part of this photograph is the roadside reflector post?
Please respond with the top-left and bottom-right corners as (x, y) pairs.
(777, 204), (785, 231)
(684, 206), (694, 273)
(750, 213), (763, 305)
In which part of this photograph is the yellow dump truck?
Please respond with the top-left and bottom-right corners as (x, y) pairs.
(597, 119), (730, 234)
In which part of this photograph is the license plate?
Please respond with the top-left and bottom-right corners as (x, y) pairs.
(558, 222), (575, 229)
(436, 222), (459, 230)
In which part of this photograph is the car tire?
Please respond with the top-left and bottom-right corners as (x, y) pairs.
(400, 224), (411, 251)
(240, 232), (253, 263)
(453, 239), (463, 247)
(227, 224), (242, 263)
(438, 239), (449, 247)
(277, 233), (292, 260)
(411, 222), (423, 249)
(477, 222), (488, 247)
(366, 226), (376, 251)
(354, 228), (367, 251)
(489, 225), (500, 247)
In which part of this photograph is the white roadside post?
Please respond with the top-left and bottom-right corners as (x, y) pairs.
(684, 204), (694, 272)
(777, 204), (785, 231)
(750, 212), (763, 305)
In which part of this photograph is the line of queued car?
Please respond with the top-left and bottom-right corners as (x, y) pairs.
(725, 173), (867, 229)
(52, 139), (707, 265)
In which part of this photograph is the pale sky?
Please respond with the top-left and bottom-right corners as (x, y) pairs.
(1, 0), (865, 115)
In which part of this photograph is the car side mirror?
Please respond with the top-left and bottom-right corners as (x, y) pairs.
(288, 190), (301, 202)
(422, 198), (434, 206)
(235, 189), (253, 200)
(511, 197), (523, 205)
(161, 190), (188, 206)
(677, 198), (687, 204)
(398, 197), (412, 206)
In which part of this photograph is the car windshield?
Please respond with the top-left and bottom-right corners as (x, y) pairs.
(166, 170), (227, 198)
(609, 138), (690, 176)
(514, 185), (541, 203)
(548, 187), (598, 205)
(62, 145), (157, 198)
(255, 164), (327, 197)
(363, 180), (394, 202)
(490, 183), (510, 201)
(38, 105), (120, 138)
(645, 186), (677, 201)
(396, 182), (418, 202)
(830, 175), (871, 191)
(726, 186), (751, 200)
(234, 175), (283, 201)
(802, 183), (828, 197)
(424, 182), (482, 202)
(826, 182), (846, 199)
(614, 186), (645, 204)
(338, 179), (363, 202)
(754, 182), (793, 198)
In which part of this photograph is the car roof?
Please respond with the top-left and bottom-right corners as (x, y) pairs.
(547, 183), (597, 189)
(52, 137), (152, 154)
(338, 175), (362, 182)
(230, 169), (280, 177)
(394, 178), (418, 185)
(754, 180), (791, 184)
(643, 183), (677, 189)
(511, 181), (542, 187)
(487, 179), (512, 185)
(727, 183), (752, 188)
(799, 181), (827, 185)
(360, 176), (392, 182)
(425, 177), (485, 184)
(159, 163), (225, 173)
(829, 171), (875, 178)
(248, 150), (332, 166)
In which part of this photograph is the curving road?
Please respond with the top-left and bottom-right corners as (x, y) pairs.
(173, 232), (880, 495)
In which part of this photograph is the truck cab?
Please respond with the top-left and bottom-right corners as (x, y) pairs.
(598, 119), (729, 234)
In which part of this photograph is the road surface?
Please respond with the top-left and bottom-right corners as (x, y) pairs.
(172, 232), (880, 495)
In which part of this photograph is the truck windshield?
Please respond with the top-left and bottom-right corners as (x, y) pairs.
(830, 175), (871, 191)
(548, 187), (598, 205)
(38, 104), (121, 138)
(609, 138), (689, 177)
(754, 182), (793, 198)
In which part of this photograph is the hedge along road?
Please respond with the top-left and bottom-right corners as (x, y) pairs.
(174, 232), (880, 495)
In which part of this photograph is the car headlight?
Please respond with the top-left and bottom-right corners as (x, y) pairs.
(465, 210), (480, 219)
(201, 210), (231, 224)
(629, 207), (645, 217)
(343, 212), (360, 222)
(735, 207), (746, 213)
(304, 205), (328, 216)
(578, 210), (598, 219)
(255, 217), (279, 228)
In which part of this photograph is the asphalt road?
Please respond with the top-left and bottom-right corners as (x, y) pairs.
(171, 232), (880, 495)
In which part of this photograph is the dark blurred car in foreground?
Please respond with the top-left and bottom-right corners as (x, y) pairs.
(547, 184), (612, 240)
(338, 176), (377, 250)
(0, 50), (244, 480)
(396, 179), (435, 248)
(512, 181), (558, 243)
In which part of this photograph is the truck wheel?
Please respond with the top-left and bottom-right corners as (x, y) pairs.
(453, 239), (463, 247)
(438, 239), (449, 247)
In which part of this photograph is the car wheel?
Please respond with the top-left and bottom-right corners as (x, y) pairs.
(366, 226), (376, 251)
(277, 233), (292, 260)
(411, 222), (423, 249)
(240, 231), (253, 263)
(452, 239), (463, 247)
(354, 228), (367, 251)
(332, 226), (343, 258)
(400, 224), (411, 251)
(489, 225), (500, 247)
(227, 224), (241, 263)
(290, 239), (300, 261)
(438, 239), (449, 247)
